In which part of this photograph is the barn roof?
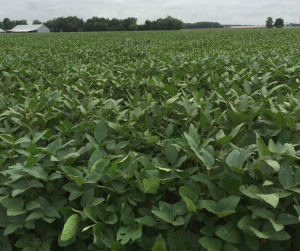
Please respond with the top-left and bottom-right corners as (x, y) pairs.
(8, 24), (44, 32)
(0, 28), (5, 33)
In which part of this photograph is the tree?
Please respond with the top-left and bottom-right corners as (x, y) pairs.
(122, 17), (137, 30)
(274, 18), (284, 28)
(16, 20), (27, 25)
(144, 20), (151, 30)
(128, 23), (138, 31)
(2, 18), (11, 29)
(184, 22), (223, 29)
(84, 17), (109, 31)
(44, 16), (83, 32)
(33, 20), (42, 25)
(266, 17), (274, 28)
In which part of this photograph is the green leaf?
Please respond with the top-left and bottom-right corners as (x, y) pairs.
(135, 216), (157, 227)
(183, 197), (197, 212)
(286, 113), (296, 128)
(277, 213), (300, 225)
(143, 177), (160, 194)
(88, 149), (103, 169)
(93, 222), (104, 244)
(179, 185), (198, 203)
(273, 112), (286, 128)
(121, 204), (135, 227)
(199, 237), (222, 251)
(25, 155), (38, 167)
(94, 121), (107, 142)
(154, 234), (166, 250)
(167, 231), (186, 251)
(78, 121), (88, 132)
(202, 149), (215, 168)
(152, 202), (174, 223)
(152, 242), (164, 251)
(215, 223), (242, 244)
(223, 242), (239, 251)
(172, 216), (184, 226)
(238, 94), (249, 111)
(166, 97), (178, 106)
(243, 234), (260, 250)
(279, 162), (295, 188)
(240, 185), (263, 200)
(257, 137), (271, 157)
(295, 169), (300, 184)
(165, 123), (173, 137)
(14, 137), (31, 145)
(146, 136), (159, 145)
(229, 123), (245, 138)
(15, 234), (35, 248)
(202, 196), (240, 217)
(244, 79), (251, 94)
(256, 194), (279, 208)
(0, 134), (15, 143)
(217, 135), (232, 146)
(111, 241), (127, 251)
(61, 214), (81, 241)
(262, 221), (291, 241)
(223, 173), (242, 193)
(47, 138), (62, 155)
(226, 145), (256, 168)
(1, 198), (24, 216)
(238, 215), (259, 236)
(184, 132), (199, 150)
(80, 189), (94, 207)
(166, 144), (178, 165)
(23, 166), (48, 179)
(189, 123), (200, 146)
(264, 160), (280, 172)
(249, 227), (269, 239)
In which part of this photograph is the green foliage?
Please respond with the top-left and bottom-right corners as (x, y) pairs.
(183, 22), (223, 29)
(1, 18), (27, 30)
(266, 17), (274, 28)
(1, 28), (300, 250)
(140, 16), (183, 31)
(274, 18), (284, 28)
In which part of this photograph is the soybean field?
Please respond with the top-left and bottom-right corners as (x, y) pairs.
(1, 29), (300, 251)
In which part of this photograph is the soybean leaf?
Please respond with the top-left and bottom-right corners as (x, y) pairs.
(61, 214), (81, 241)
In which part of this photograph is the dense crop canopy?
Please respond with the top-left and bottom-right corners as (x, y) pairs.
(0, 29), (300, 250)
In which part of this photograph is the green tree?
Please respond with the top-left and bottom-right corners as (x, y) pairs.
(84, 17), (109, 31)
(143, 16), (183, 31)
(266, 17), (274, 28)
(33, 20), (42, 25)
(44, 16), (83, 32)
(16, 20), (28, 25)
(122, 17), (138, 30)
(144, 20), (151, 30)
(274, 18), (284, 28)
(2, 18), (11, 29)
(184, 22), (223, 29)
(128, 23), (138, 31)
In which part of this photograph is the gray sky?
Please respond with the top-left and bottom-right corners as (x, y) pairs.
(0, 0), (300, 25)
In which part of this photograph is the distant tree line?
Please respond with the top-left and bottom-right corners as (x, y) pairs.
(183, 22), (223, 29)
(137, 16), (183, 31)
(0, 16), (183, 32)
(0, 18), (27, 30)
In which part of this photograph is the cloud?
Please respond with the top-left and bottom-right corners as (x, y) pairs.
(0, 0), (299, 25)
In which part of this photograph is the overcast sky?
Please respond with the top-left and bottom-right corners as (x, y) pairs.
(1, 0), (300, 25)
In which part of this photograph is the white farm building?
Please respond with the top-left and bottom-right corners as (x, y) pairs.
(0, 28), (5, 33)
(7, 24), (50, 33)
